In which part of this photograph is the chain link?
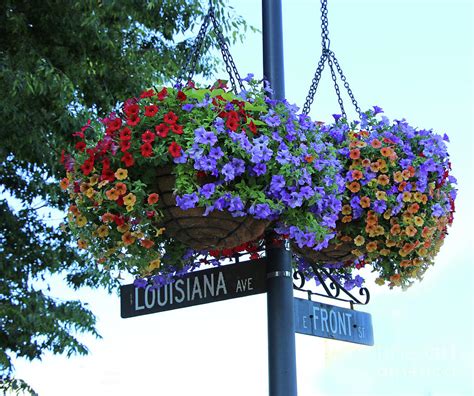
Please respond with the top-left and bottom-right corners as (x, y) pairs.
(176, 0), (243, 93)
(330, 51), (361, 116)
(209, 9), (244, 92)
(328, 55), (346, 119)
(176, 12), (211, 85)
(303, 0), (361, 118)
(302, 50), (329, 115)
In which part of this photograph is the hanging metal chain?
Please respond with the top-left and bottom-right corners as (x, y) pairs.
(176, 11), (212, 85)
(176, 1), (244, 93)
(302, 50), (329, 115)
(302, 0), (361, 117)
(328, 54), (347, 119)
(209, 7), (244, 92)
(330, 51), (361, 116)
(320, 0), (330, 51)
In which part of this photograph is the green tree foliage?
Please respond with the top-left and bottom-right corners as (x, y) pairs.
(0, 0), (249, 392)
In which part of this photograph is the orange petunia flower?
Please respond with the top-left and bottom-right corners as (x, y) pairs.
(140, 239), (155, 249)
(349, 149), (360, 160)
(402, 191), (412, 202)
(407, 203), (420, 214)
(417, 247), (428, 257)
(122, 231), (136, 245)
(370, 162), (380, 172)
(115, 168), (128, 180)
(106, 188), (120, 201)
(371, 139), (382, 148)
(352, 170), (363, 180)
(380, 147), (393, 157)
(115, 182), (127, 195)
(347, 181), (361, 193)
(354, 235), (365, 246)
(400, 260), (412, 267)
(362, 158), (371, 168)
(366, 241), (378, 252)
(342, 205), (352, 215)
(341, 215), (352, 223)
(377, 174), (390, 186)
(389, 274), (401, 285)
(402, 169), (411, 180)
(380, 249), (391, 256)
(101, 213), (115, 223)
(398, 181), (407, 192)
(60, 178), (70, 190)
(147, 193), (159, 205)
(390, 224), (401, 235)
(360, 196), (371, 208)
(123, 193), (137, 206)
(97, 225), (110, 238)
(393, 171), (404, 183)
(77, 239), (88, 249)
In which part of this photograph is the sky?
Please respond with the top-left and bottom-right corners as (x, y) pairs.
(11, 0), (474, 395)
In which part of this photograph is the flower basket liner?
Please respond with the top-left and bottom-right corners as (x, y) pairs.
(292, 240), (357, 264)
(154, 166), (269, 250)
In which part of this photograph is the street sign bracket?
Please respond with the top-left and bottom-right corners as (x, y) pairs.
(293, 265), (370, 308)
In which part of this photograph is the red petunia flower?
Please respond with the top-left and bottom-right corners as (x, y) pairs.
(144, 104), (158, 117)
(248, 120), (257, 135)
(177, 91), (187, 101)
(119, 127), (132, 141)
(168, 142), (182, 158)
(126, 115), (141, 126)
(141, 130), (155, 143)
(80, 159), (94, 176)
(140, 143), (153, 157)
(155, 123), (169, 138)
(163, 111), (178, 125)
(171, 124), (183, 135)
(227, 110), (239, 120)
(226, 117), (238, 131)
(120, 140), (131, 152)
(121, 152), (135, 167)
(101, 168), (115, 182)
(75, 141), (86, 152)
(140, 89), (155, 98)
(157, 87), (168, 101)
(124, 103), (139, 117)
(107, 118), (122, 132)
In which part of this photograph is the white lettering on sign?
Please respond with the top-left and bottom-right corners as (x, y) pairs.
(312, 306), (353, 336)
(235, 277), (254, 292)
(134, 270), (231, 310)
(145, 285), (155, 309)
(135, 287), (145, 311)
(216, 272), (227, 296)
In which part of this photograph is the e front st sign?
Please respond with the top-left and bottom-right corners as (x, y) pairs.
(120, 259), (267, 318)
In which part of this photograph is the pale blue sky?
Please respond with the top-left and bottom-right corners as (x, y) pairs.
(12, 0), (473, 395)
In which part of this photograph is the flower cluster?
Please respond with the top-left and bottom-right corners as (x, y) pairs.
(316, 108), (457, 289)
(60, 78), (343, 281)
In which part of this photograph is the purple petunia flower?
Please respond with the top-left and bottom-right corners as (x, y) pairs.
(252, 163), (267, 176)
(372, 105), (383, 115)
(222, 163), (236, 182)
(194, 127), (217, 146)
(182, 103), (194, 112)
(373, 200), (387, 214)
(200, 183), (216, 199)
(176, 193), (199, 210)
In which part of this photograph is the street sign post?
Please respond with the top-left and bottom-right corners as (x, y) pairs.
(294, 297), (374, 346)
(120, 258), (267, 318)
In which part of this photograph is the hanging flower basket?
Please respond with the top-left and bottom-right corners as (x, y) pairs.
(152, 165), (268, 249)
(293, 108), (457, 289)
(59, 77), (344, 279)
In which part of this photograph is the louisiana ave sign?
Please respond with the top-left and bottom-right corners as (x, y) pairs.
(293, 297), (374, 346)
(121, 259), (267, 318)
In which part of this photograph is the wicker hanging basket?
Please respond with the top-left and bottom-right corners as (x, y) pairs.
(292, 223), (361, 264)
(153, 166), (269, 250)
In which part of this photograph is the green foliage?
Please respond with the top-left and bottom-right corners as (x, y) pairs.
(0, 0), (249, 392)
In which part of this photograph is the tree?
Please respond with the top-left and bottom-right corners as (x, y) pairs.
(0, 0), (249, 392)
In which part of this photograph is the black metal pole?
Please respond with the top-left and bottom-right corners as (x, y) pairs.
(262, 1), (298, 395)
